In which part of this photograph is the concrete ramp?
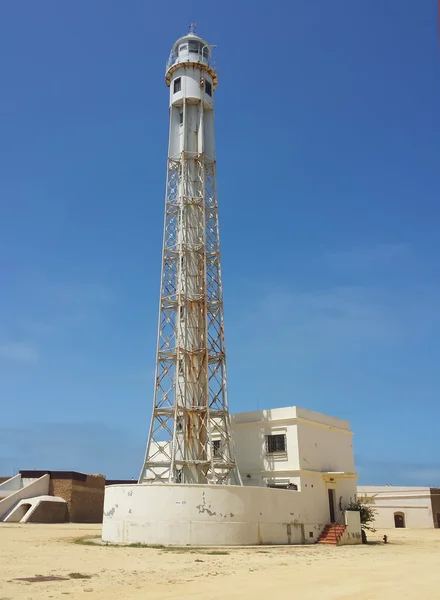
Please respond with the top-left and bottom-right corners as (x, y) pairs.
(0, 474), (50, 521)
(3, 495), (67, 523)
(0, 474), (22, 500)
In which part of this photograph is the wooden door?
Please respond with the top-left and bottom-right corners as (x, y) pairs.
(394, 513), (405, 528)
(328, 489), (336, 523)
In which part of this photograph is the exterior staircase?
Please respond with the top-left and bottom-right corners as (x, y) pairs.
(318, 524), (346, 545)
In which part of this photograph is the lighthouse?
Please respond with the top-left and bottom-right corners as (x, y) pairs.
(139, 26), (241, 486)
(102, 27), (360, 548)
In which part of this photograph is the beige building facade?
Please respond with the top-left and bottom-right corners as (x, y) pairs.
(357, 486), (440, 529)
(230, 406), (358, 525)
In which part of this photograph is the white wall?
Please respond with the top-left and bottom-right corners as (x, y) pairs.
(299, 473), (357, 525)
(0, 474), (22, 499)
(168, 60), (215, 162)
(340, 510), (362, 544)
(106, 405), (358, 545)
(103, 483), (331, 546)
(0, 475), (49, 521)
(231, 406), (356, 488)
(358, 486), (434, 529)
(145, 407), (356, 489)
(140, 405), (358, 532)
(232, 418), (300, 482)
(232, 406), (351, 430)
(297, 420), (355, 473)
(169, 66), (214, 108)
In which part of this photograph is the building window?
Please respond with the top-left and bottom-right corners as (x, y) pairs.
(174, 78), (181, 93)
(205, 80), (212, 96)
(189, 40), (201, 54)
(179, 111), (183, 125)
(213, 439), (222, 458)
(266, 434), (286, 454)
(267, 483), (297, 490)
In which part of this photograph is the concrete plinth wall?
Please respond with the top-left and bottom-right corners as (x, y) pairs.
(103, 484), (330, 546)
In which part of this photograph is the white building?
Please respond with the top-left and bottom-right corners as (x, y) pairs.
(145, 406), (359, 528)
(230, 406), (358, 525)
(357, 486), (440, 529)
(104, 405), (361, 545)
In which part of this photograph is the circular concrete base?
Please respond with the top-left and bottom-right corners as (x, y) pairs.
(102, 483), (317, 546)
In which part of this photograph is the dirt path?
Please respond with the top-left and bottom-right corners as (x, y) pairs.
(1, 524), (440, 599)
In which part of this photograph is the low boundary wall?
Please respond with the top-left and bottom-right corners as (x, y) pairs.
(103, 483), (328, 546)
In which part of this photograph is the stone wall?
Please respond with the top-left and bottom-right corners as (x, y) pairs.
(20, 471), (105, 523)
(27, 501), (68, 523)
(50, 474), (105, 523)
(430, 489), (440, 528)
(70, 475), (105, 523)
(49, 476), (74, 512)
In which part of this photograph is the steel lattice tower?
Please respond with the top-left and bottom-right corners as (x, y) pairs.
(139, 27), (241, 486)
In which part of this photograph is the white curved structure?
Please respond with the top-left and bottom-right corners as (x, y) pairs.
(3, 495), (66, 523)
(102, 484), (326, 545)
(0, 474), (49, 520)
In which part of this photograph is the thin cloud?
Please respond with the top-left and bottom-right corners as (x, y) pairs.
(239, 241), (439, 358)
(38, 281), (117, 329)
(0, 422), (143, 479)
(326, 243), (410, 271)
(244, 284), (403, 352)
(20, 320), (54, 337)
(357, 458), (440, 487)
(39, 281), (115, 308)
(10, 280), (117, 342)
(0, 279), (117, 367)
(0, 342), (38, 363)
(127, 368), (155, 384)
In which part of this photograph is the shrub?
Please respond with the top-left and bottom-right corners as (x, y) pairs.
(345, 495), (376, 538)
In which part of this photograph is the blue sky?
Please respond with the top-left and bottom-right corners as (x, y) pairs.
(0, 1), (439, 484)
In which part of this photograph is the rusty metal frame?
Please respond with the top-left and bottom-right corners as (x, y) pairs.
(139, 102), (241, 484)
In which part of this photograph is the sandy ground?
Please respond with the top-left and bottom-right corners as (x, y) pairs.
(1, 524), (440, 599)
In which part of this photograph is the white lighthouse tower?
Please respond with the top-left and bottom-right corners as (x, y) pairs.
(139, 26), (241, 486)
(102, 27), (356, 547)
